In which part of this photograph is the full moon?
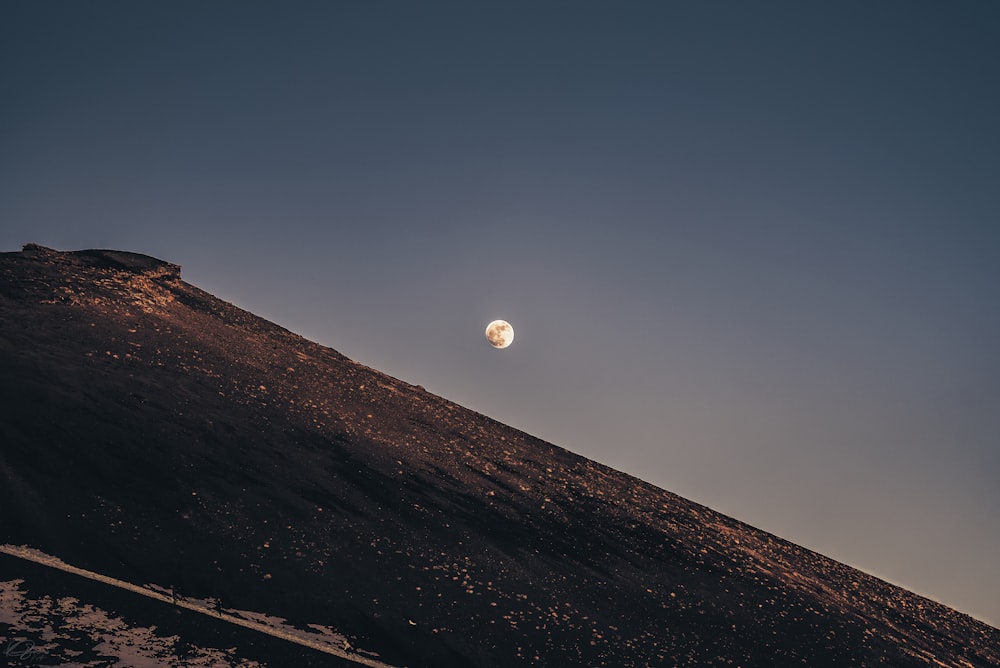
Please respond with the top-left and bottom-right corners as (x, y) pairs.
(485, 320), (514, 349)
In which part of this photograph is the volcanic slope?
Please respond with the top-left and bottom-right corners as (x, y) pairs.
(0, 245), (996, 667)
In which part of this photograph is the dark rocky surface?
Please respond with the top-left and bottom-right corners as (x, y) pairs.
(1, 245), (997, 667)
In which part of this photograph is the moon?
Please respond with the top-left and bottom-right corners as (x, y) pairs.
(485, 320), (514, 349)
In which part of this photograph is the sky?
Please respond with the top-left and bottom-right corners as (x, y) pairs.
(2, 1), (998, 627)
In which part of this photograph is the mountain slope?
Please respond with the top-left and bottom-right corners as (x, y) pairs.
(1, 244), (996, 667)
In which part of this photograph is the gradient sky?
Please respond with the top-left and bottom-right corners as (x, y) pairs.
(2, 1), (998, 627)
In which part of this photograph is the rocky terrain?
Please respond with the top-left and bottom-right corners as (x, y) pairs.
(1, 244), (997, 666)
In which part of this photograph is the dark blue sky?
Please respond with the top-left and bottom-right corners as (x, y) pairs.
(3, 1), (998, 626)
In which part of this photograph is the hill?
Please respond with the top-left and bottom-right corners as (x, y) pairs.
(1, 244), (997, 666)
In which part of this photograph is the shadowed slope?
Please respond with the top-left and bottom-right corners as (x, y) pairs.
(1, 245), (996, 667)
